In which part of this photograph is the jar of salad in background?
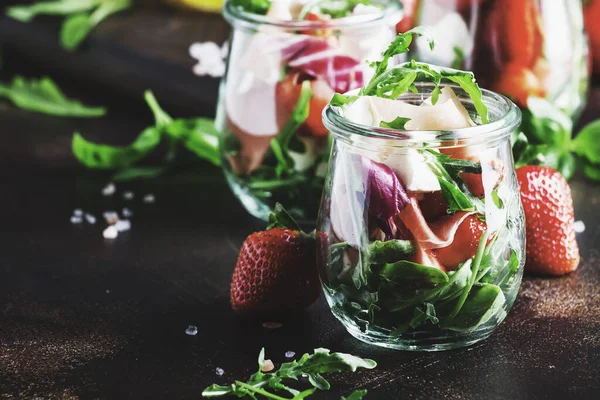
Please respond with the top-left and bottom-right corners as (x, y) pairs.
(400, 0), (589, 117)
(216, 0), (401, 221)
(318, 83), (524, 351)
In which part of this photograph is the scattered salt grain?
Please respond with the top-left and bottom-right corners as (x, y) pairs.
(285, 351), (295, 358)
(261, 359), (275, 373)
(115, 219), (131, 232)
(262, 322), (282, 329)
(573, 220), (585, 233)
(122, 207), (133, 218)
(103, 225), (118, 239)
(101, 182), (116, 196)
(123, 191), (134, 200)
(143, 194), (155, 204)
(105, 289), (111, 294)
(185, 325), (198, 336)
(103, 211), (119, 224)
(70, 216), (83, 224)
(215, 367), (225, 376)
(189, 41), (226, 78)
(73, 209), (83, 217)
(85, 213), (96, 224)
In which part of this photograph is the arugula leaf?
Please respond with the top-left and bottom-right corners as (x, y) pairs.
(450, 46), (464, 69)
(112, 166), (167, 181)
(367, 239), (415, 264)
(379, 117), (411, 129)
(6, 0), (100, 22)
(442, 71), (488, 124)
(439, 283), (506, 332)
(72, 127), (161, 169)
(330, 93), (359, 107)
(313, 0), (374, 19)
(230, 0), (271, 15)
(409, 303), (439, 329)
(202, 348), (376, 398)
(341, 389), (368, 400)
(271, 80), (312, 176)
(572, 120), (600, 164)
(378, 261), (449, 284)
(0, 76), (106, 117)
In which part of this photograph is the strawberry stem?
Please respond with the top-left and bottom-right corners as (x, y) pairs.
(234, 381), (289, 400)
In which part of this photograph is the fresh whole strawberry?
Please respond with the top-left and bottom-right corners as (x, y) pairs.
(230, 204), (321, 313)
(433, 214), (487, 269)
(516, 166), (580, 275)
(584, 0), (600, 76)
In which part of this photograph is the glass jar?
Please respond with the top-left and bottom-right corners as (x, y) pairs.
(401, 0), (589, 117)
(317, 83), (525, 351)
(216, 1), (401, 221)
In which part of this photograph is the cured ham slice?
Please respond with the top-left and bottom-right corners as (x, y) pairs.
(398, 197), (475, 250)
(413, 244), (446, 272)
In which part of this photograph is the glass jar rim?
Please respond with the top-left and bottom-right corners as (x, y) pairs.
(222, 0), (402, 31)
(322, 83), (522, 149)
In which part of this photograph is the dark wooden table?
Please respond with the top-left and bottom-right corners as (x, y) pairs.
(1, 5), (599, 400)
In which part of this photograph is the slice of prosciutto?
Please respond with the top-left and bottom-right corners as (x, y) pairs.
(398, 197), (475, 250)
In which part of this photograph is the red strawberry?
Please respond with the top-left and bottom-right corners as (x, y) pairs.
(516, 166), (580, 275)
(461, 159), (505, 199)
(433, 215), (486, 269)
(230, 204), (321, 313)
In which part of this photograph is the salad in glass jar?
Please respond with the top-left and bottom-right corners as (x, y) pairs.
(317, 29), (525, 350)
(216, 0), (401, 221)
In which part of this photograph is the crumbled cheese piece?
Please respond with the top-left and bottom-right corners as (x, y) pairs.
(103, 226), (118, 239)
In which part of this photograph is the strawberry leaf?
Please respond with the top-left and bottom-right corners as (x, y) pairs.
(342, 389), (368, 400)
(267, 203), (302, 231)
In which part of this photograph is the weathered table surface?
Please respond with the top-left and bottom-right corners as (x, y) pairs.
(0, 5), (599, 400)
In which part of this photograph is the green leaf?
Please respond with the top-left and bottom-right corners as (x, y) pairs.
(230, 0), (272, 14)
(292, 388), (317, 399)
(440, 283), (506, 332)
(438, 179), (475, 213)
(573, 119), (600, 164)
(450, 46), (465, 69)
(379, 261), (449, 284)
(72, 127), (161, 169)
(516, 145), (576, 180)
(330, 93), (359, 107)
(581, 159), (600, 181)
(443, 71), (488, 123)
(342, 389), (368, 400)
(0, 76), (106, 117)
(511, 131), (529, 163)
(316, 0), (374, 19)
(523, 97), (572, 146)
(379, 117), (411, 129)
(6, 0), (100, 22)
(201, 384), (234, 397)
(367, 240), (415, 264)
(166, 119), (221, 167)
(112, 166), (167, 181)
(60, 0), (131, 51)
(491, 188), (504, 209)
(409, 302), (439, 329)
(267, 203), (302, 231)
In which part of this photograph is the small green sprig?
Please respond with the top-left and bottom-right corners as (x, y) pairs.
(202, 348), (375, 399)
(72, 91), (221, 180)
(0, 76), (106, 117)
(6, 0), (132, 51)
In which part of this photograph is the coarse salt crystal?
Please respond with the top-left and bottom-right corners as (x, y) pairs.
(261, 359), (275, 373)
(103, 225), (118, 239)
(70, 216), (83, 224)
(85, 213), (96, 224)
(185, 325), (198, 336)
(215, 367), (224, 376)
(73, 209), (83, 217)
(262, 322), (282, 329)
(122, 207), (133, 218)
(143, 194), (155, 204)
(573, 220), (585, 233)
(123, 191), (134, 200)
(115, 219), (131, 232)
(285, 351), (295, 358)
(103, 211), (119, 224)
(101, 183), (116, 196)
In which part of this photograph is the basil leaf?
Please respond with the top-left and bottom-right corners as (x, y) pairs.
(6, 0), (100, 22)
(573, 119), (600, 164)
(581, 159), (600, 181)
(439, 283), (506, 332)
(72, 127), (161, 169)
(0, 76), (106, 117)
(379, 261), (449, 284)
(165, 119), (221, 167)
(523, 97), (572, 146)
(342, 389), (368, 400)
(379, 116), (411, 129)
(367, 239), (415, 264)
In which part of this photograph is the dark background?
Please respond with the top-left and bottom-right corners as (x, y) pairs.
(0, 3), (599, 399)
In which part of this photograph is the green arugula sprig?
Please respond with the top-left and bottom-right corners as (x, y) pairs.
(72, 90), (220, 180)
(299, 0), (374, 19)
(6, 0), (132, 51)
(202, 348), (375, 399)
(514, 97), (600, 181)
(230, 0), (272, 15)
(0, 76), (106, 117)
